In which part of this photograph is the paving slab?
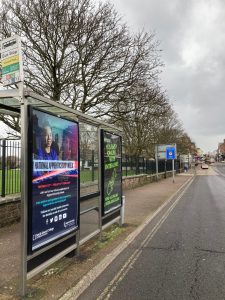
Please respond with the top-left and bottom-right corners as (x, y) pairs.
(124, 174), (193, 226)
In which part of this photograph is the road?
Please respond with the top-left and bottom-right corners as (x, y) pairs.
(77, 165), (225, 300)
(214, 162), (225, 177)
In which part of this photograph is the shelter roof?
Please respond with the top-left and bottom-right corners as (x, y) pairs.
(0, 88), (122, 134)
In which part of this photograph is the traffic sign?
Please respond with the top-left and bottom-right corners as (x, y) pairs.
(166, 147), (176, 160)
(155, 144), (175, 160)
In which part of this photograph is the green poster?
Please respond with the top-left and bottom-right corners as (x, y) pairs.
(102, 130), (122, 215)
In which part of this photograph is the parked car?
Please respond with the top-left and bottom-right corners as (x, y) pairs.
(201, 163), (209, 169)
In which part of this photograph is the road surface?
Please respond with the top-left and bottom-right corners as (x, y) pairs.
(77, 165), (225, 299)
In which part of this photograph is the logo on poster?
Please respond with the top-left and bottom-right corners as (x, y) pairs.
(64, 219), (75, 228)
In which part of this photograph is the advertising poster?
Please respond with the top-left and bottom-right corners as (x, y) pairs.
(29, 107), (79, 252)
(101, 130), (122, 215)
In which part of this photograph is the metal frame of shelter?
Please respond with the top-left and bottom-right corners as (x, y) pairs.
(0, 88), (123, 296)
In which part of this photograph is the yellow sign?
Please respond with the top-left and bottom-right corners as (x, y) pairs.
(2, 55), (19, 67)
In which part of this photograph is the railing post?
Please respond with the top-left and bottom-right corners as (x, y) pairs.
(164, 159), (167, 179)
(126, 155), (128, 177)
(1, 139), (6, 197)
(146, 158), (148, 174)
(91, 150), (95, 181)
(136, 157), (138, 175)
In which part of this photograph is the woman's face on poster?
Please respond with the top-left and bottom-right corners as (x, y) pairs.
(43, 126), (53, 147)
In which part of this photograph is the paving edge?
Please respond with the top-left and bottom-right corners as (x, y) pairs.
(60, 175), (194, 300)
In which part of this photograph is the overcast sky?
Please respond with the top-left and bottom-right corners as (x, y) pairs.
(109, 0), (225, 153)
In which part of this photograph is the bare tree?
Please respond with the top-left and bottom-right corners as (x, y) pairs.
(154, 107), (196, 155)
(1, 0), (195, 157)
(1, 0), (82, 100)
(176, 133), (196, 155)
(116, 82), (170, 157)
(1, 0), (162, 132)
(154, 107), (183, 143)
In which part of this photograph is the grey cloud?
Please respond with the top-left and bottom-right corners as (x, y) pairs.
(109, 0), (225, 151)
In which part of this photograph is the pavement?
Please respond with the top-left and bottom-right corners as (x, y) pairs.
(123, 172), (194, 226)
(0, 169), (195, 300)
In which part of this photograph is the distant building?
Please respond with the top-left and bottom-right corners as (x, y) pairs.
(218, 139), (225, 159)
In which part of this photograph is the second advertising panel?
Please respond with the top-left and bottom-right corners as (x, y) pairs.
(101, 130), (122, 215)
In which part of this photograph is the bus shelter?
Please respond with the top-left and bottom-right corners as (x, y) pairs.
(0, 88), (123, 296)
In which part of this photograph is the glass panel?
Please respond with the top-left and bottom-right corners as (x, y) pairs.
(79, 122), (99, 196)
(0, 97), (20, 107)
(80, 196), (99, 239)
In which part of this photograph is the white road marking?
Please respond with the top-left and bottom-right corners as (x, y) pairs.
(97, 179), (193, 300)
(60, 176), (194, 300)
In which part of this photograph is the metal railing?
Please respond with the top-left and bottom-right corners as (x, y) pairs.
(122, 155), (183, 177)
(0, 139), (184, 197)
(0, 139), (21, 197)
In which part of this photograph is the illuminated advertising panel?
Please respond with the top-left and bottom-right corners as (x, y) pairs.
(28, 107), (79, 252)
(101, 130), (122, 215)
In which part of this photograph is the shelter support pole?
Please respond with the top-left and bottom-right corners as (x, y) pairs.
(20, 99), (28, 297)
(98, 127), (103, 240)
(172, 159), (175, 183)
(155, 146), (159, 181)
(1, 139), (6, 197)
(120, 196), (125, 226)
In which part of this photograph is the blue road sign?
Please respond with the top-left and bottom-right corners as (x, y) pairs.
(166, 147), (176, 160)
